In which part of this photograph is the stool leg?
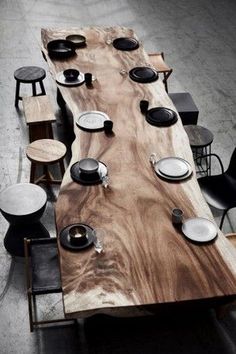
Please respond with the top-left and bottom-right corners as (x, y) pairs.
(32, 82), (37, 96)
(59, 159), (65, 178)
(15, 81), (20, 107)
(39, 80), (46, 95)
(30, 163), (36, 183)
(43, 165), (51, 185)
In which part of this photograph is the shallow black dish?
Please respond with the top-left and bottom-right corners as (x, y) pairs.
(113, 37), (139, 51)
(59, 223), (94, 251)
(66, 34), (86, 48)
(70, 161), (107, 185)
(47, 39), (76, 59)
(129, 67), (158, 83)
(146, 107), (178, 127)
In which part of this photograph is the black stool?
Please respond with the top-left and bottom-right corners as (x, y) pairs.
(184, 125), (214, 175)
(0, 183), (50, 257)
(14, 66), (46, 107)
(169, 92), (199, 125)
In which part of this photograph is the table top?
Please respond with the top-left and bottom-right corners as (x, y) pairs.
(41, 26), (236, 319)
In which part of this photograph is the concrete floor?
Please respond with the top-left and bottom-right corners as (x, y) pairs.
(0, 0), (236, 353)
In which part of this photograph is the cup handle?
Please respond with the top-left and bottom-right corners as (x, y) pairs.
(149, 153), (158, 166)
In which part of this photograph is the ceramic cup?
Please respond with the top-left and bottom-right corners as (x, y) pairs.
(69, 225), (88, 246)
(104, 120), (113, 133)
(85, 72), (92, 86)
(139, 100), (149, 114)
(172, 208), (184, 225)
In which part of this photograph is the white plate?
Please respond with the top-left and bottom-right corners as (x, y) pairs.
(55, 71), (85, 86)
(76, 111), (110, 131)
(157, 157), (189, 177)
(182, 217), (217, 243)
(154, 158), (192, 181)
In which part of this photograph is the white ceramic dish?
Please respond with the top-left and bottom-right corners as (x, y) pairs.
(182, 217), (217, 243)
(76, 111), (110, 131)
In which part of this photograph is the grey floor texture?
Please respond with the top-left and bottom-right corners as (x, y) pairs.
(0, 0), (236, 353)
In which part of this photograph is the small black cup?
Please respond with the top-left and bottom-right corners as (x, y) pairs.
(104, 120), (113, 133)
(85, 72), (92, 86)
(140, 100), (149, 114)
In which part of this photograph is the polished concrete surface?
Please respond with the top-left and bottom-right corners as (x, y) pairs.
(0, 0), (236, 353)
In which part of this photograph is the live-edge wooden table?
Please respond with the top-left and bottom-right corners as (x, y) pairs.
(41, 26), (236, 319)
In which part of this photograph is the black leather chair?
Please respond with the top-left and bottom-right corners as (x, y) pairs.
(24, 237), (75, 332)
(197, 148), (236, 229)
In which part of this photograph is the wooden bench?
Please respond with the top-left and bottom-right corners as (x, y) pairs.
(23, 95), (56, 142)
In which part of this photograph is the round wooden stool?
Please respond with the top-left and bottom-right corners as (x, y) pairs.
(14, 66), (46, 107)
(184, 125), (214, 175)
(26, 139), (67, 185)
(0, 183), (49, 257)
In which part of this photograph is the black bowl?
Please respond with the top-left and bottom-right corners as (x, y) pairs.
(66, 34), (86, 48)
(63, 69), (80, 81)
(47, 39), (76, 59)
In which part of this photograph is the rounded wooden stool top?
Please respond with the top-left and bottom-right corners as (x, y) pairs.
(184, 125), (214, 148)
(0, 183), (47, 216)
(14, 66), (46, 83)
(26, 139), (67, 164)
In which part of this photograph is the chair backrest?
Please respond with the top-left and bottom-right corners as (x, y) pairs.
(226, 148), (236, 179)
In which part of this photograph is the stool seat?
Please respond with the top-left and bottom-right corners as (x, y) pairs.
(14, 66), (46, 107)
(14, 66), (46, 83)
(169, 92), (199, 125)
(26, 139), (67, 185)
(185, 125), (214, 176)
(26, 139), (66, 164)
(184, 125), (214, 148)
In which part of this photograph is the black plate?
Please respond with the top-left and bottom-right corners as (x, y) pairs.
(146, 107), (178, 127)
(129, 67), (159, 83)
(70, 161), (107, 185)
(47, 39), (76, 59)
(59, 223), (94, 251)
(113, 37), (139, 51)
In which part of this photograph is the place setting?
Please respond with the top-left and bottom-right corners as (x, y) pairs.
(140, 100), (178, 127)
(129, 67), (159, 83)
(111, 37), (139, 51)
(59, 223), (105, 253)
(76, 110), (113, 133)
(149, 153), (192, 181)
(171, 208), (218, 244)
(47, 39), (76, 59)
(70, 157), (109, 187)
(66, 34), (87, 48)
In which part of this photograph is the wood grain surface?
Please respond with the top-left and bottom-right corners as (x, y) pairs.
(42, 27), (236, 318)
(23, 96), (56, 125)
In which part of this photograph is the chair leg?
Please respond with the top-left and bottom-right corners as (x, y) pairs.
(39, 80), (46, 95)
(15, 81), (20, 107)
(59, 159), (65, 177)
(32, 82), (37, 96)
(28, 291), (34, 332)
(220, 210), (228, 230)
(30, 163), (36, 183)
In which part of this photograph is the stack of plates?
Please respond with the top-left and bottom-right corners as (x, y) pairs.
(59, 223), (94, 251)
(76, 111), (110, 131)
(146, 107), (177, 127)
(70, 160), (107, 185)
(129, 67), (159, 83)
(154, 157), (192, 181)
(113, 37), (139, 51)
